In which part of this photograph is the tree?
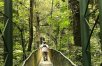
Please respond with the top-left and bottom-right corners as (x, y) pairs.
(99, 0), (102, 52)
(98, 1), (102, 65)
(68, 0), (81, 46)
(4, 0), (13, 66)
(35, 12), (40, 48)
(33, 0), (41, 49)
(27, 0), (34, 51)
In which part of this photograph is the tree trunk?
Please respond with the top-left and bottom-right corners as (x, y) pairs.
(35, 12), (40, 48)
(68, 0), (81, 46)
(99, 0), (102, 52)
(27, 0), (34, 51)
(20, 29), (26, 60)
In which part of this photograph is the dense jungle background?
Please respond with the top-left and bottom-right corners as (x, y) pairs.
(0, 0), (102, 66)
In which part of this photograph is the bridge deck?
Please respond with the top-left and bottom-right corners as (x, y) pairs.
(22, 49), (76, 66)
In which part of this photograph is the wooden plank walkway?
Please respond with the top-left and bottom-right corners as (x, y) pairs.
(22, 49), (76, 66)
(39, 61), (53, 66)
(38, 56), (53, 66)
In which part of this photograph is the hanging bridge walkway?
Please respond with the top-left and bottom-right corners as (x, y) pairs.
(22, 49), (76, 66)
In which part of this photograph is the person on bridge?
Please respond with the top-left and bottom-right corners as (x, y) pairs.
(40, 41), (49, 61)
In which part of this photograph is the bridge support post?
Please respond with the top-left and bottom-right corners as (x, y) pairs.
(79, 0), (91, 66)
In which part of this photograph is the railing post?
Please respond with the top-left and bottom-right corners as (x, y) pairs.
(4, 0), (13, 66)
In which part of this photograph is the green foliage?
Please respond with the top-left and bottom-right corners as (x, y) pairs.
(0, 0), (101, 66)
(0, 1), (4, 7)
(0, 23), (3, 30)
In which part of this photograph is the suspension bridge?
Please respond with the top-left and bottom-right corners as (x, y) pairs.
(22, 49), (76, 66)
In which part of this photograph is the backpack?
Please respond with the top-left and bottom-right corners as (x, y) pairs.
(43, 44), (47, 47)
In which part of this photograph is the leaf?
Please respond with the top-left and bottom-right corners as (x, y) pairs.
(0, 2), (4, 7)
